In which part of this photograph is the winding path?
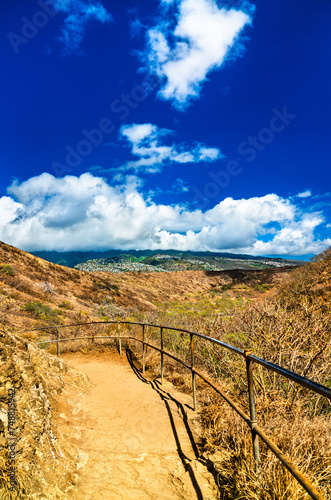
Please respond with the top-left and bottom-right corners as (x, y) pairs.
(63, 351), (219, 500)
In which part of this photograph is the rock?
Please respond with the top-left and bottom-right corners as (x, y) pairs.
(0, 329), (89, 498)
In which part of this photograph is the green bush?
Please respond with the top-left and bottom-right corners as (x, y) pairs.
(58, 300), (74, 310)
(0, 264), (15, 276)
(22, 301), (62, 322)
(110, 284), (120, 295)
(254, 283), (269, 292)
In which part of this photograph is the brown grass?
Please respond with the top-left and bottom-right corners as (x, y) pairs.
(128, 248), (331, 499)
(1, 239), (330, 498)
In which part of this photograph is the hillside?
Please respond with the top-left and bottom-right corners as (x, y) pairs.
(0, 241), (122, 333)
(0, 241), (296, 334)
(135, 248), (331, 500)
(0, 328), (90, 498)
(74, 252), (302, 273)
(1, 241), (331, 499)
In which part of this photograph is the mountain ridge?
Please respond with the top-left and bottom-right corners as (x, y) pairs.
(31, 248), (304, 269)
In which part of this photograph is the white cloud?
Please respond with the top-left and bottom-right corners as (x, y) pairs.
(53, 0), (112, 54)
(297, 190), (312, 198)
(0, 172), (330, 257)
(121, 123), (158, 145)
(0, 197), (22, 229)
(251, 214), (327, 256)
(198, 147), (220, 161)
(119, 123), (223, 172)
(141, 0), (253, 108)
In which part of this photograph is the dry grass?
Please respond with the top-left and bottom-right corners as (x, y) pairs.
(0, 241), (125, 333)
(197, 393), (331, 500)
(1, 239), (331, 498)
(129, 248), (331, 499)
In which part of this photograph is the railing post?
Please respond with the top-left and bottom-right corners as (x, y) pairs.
(117, 322), (122, 356)
(142, 324), (146, 375)
(244, 349), (260, 474)
(56, 327), (60, 357)
(190, 333), (197, 411)
(160, 327), (164, 385)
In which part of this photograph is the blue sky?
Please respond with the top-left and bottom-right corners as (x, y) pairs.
(0, 0), (330, 258)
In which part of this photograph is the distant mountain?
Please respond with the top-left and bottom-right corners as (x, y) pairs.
(29, 249), (303, 272)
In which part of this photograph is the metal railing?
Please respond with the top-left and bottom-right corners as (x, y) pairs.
(30, 320), (331, 500)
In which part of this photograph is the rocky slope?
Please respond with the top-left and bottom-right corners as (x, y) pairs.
(0, 329), (89, 499)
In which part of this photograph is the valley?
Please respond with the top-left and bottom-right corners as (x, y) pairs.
(1, 240), (330, 499)
(0, 241), (296, 333)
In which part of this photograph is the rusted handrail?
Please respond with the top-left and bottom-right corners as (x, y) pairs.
(30, 320), (330, 500)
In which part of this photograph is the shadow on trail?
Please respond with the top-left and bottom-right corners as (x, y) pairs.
(126, 349), (221, 499)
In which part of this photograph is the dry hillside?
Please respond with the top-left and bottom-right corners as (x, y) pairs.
(2, 240), (321, 499)
(0, 240), (295, 335)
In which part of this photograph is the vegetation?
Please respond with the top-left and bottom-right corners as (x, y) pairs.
(22, 301), (63, 323)
(0, 264), (15, 276)
(96, 297), (126, 320)
(126, 248), (331, 499)
(1, 239), (329, 498)
(58, 300), (74, 310)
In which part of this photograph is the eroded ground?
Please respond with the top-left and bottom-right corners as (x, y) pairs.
(63, 351), (219, 500)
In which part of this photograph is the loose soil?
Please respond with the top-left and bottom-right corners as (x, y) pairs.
(63, 351), (219, 500)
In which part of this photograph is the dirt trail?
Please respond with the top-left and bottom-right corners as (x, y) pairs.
(63, 351), (219, 500)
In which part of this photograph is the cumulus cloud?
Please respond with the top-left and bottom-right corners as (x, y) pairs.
(141, 0), (253, 108)
(0, 197), (22, 227)
(251, 214), (327, 256)
(0, 172), (330, 257)
(119, 123), (222, 172)
(53, 0), (112, 53)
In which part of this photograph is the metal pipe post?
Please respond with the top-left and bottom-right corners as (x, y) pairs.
(160, 327), (164, 384)
(245, 349), (260, 474)
(56, 328), (60, 357)
(190, 333), (197, 411)
(142, 324), (146, 375)
(118, 323), (122, 356)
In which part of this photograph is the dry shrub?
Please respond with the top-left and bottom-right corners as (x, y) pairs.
(198, 392), (331, 500)
(133, 248), (331, 499)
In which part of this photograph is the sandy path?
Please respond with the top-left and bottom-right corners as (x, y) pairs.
(62, 351), (219, 500)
